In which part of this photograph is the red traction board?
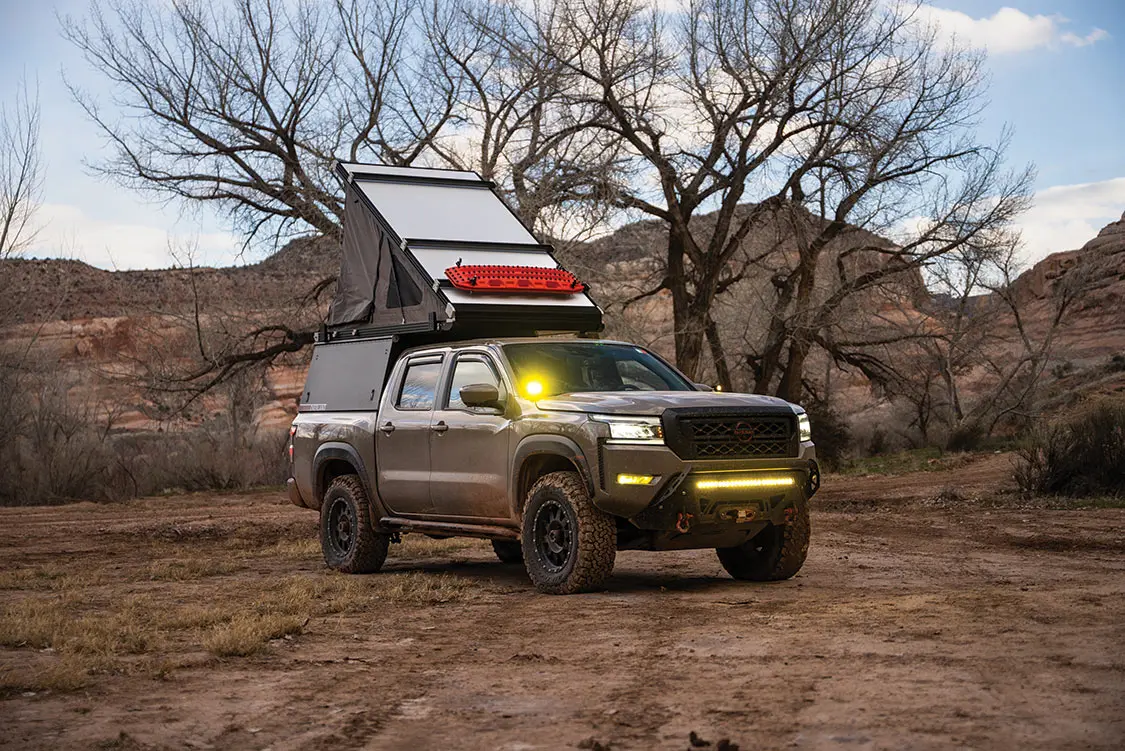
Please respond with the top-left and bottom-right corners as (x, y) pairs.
(445, 264), (586, 294)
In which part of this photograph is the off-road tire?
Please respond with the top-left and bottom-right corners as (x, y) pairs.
(521, 471), (616, 594)
(491, 539), (524, 564)
(320, 474), (389, 574)
(716, 499), (810, 581)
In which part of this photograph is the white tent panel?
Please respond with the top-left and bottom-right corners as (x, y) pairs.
(337, 162), (481, 182)
(411, 247), (559, 279)
(358, 181), (537, 244)
(443, 288), (597, 308)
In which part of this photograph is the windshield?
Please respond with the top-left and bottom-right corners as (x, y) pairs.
(503, 342), (693, 395)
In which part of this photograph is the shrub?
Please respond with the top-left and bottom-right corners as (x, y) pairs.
(1014, 399), (1125, 497)
(946, 421), (985, 452)
(804, 400), (851, 470)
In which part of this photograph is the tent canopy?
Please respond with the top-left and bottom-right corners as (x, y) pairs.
(326, 161), (602, 342)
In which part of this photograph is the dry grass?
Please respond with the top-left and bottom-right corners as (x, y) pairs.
(0, 596), (159, 655)
(0, 525), (489, 693)
(202, 614), (307, 657)
(143, 558), (243, 581)
(0, 564), (103, 592)
(376, 572), (475, 604)
(392, 535), (484, 558)
(0, 654), (95, 694)
(265, 537), (320, 560)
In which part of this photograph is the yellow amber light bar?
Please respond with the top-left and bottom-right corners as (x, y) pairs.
(617, 474), (658, 486)
(695, 476), (795, 491)
(523, 379), (545, 397)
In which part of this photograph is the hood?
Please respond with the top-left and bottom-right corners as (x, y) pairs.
(534, 391), (800, 416)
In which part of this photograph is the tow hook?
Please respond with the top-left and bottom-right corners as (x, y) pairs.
(783, 507), (797, 524)
(675, 512), (693, 534)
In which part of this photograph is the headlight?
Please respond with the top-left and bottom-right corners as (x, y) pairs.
(590, 415), (664, 444)
(798, 412), (812, 442)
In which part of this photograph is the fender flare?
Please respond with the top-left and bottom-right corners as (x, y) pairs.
(313, 442), (374, 504)
(511, 435), (597, 516)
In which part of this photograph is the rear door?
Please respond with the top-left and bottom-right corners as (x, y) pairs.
(429, 351), (513, 521)
(375, 354), (444, 516)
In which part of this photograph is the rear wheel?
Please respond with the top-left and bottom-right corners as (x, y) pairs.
(491, 539), (524, 564)
(320, 474), (389, 574)
(716, 500), (810, 581)
(521, 471), (616, 594)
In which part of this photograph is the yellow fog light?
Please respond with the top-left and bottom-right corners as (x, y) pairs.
(695, 476), (795, 491)
(617, 474), (658, 486)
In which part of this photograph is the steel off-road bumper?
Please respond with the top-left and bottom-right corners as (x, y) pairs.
(592, 443), (819, 551)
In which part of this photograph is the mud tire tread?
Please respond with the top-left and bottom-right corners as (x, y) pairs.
(521, 471), (616, 595)
(320, 474), (389, 574)
(716, 499), (810, 581)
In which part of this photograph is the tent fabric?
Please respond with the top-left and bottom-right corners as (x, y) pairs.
(327, 182), (444, 327)
(327, 184), (383, 326)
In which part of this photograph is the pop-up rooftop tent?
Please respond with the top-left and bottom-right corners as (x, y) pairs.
(324, 161), (603, 343)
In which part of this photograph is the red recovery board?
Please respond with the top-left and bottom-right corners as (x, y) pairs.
(445, 264), (586, 294)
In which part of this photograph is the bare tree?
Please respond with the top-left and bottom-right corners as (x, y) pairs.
(62, 0), (623, 398)
(0, 75), (42, 260)
(420, 0), (623, 240)
(896, 240), (1082, 446)
(531, 0), (1030, 397)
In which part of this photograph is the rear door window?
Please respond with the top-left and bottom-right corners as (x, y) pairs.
(396, 359), (443, 410)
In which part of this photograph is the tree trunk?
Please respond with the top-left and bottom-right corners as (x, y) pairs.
(667, 226), (707, 379)
(776, 336), (809, 403)
(704, 315), (732, 391)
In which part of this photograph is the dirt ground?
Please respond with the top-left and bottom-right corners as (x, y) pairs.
(1, 453), (1123, 750)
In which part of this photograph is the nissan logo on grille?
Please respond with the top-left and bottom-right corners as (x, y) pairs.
(734, 422), (756, 441)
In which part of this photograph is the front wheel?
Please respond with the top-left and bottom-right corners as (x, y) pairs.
(320, 474), (389, 574)
(716, 500), (810, 581)
(521, 471), (616, 594)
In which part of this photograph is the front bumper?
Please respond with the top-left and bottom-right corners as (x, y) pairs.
(592, 441), (819, 534)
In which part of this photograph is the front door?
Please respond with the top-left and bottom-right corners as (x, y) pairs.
(429, 353), (512, 520)
(375, 355), (443, 516)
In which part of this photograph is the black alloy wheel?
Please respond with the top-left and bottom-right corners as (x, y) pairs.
(532, 497), (578, 572)
(326, 496), (357, 559)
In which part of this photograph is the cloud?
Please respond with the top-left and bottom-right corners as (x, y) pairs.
(917, 5), (1110, 54)
(27, 203), (242, 271)
(1016, 177), (1125, 265)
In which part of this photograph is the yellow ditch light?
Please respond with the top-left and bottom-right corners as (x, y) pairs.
(695, 475), (796, 491)
(616, 474), (659, 486)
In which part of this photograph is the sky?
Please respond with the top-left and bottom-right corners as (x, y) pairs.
(0, 0), (1123, 271)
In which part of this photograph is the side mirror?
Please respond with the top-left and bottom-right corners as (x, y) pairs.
(460, 383), (503, 409)
(694, 382), (715, 392)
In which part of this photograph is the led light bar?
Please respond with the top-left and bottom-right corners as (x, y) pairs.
(695, 476), (795, 491)
(617, 474), (658, 486)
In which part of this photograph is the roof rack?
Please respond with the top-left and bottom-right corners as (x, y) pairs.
(323, 161), (603, 344)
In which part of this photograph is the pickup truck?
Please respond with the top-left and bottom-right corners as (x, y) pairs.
(287, 336), (820, 594)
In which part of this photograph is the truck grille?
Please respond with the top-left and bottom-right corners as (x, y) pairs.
(662, 409), (797, 461)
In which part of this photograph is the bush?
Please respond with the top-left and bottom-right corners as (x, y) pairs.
(804, 400), (851, 470)
(1014, 399), (1125, 497)
(0, 371), (289, 506)
(946, 421), (985, 452)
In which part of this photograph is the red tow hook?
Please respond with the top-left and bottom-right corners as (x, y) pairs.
(675, 512), (693, 534)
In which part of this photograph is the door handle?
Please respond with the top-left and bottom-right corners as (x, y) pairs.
(431, 421), (449, 434)
(380, 422), (395, 435)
